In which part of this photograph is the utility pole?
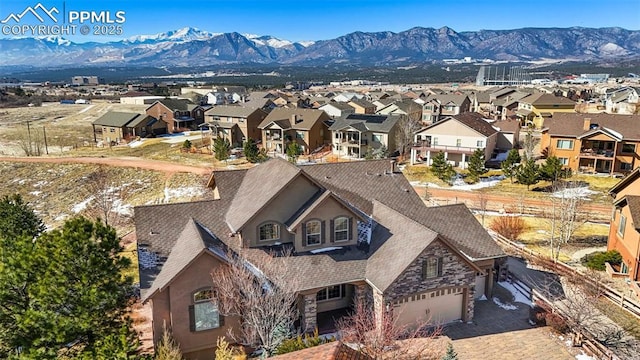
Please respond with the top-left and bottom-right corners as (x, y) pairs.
(26, 119), (32, 156)
(43, 126), (49, 155)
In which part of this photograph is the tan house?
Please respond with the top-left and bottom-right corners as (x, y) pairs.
(608, 169), (640, 287)
(348, 98), (376, 114)
(258, 108), (331, 155)
(203, 106), (268, 147)
(146, 99), (207, 133)
(135, 159), (505, 359)
(421, 94), (471, 124)
(410, 112), (499, 167)
(91, 111), (164, 144)
(540, 113), (640, 175)
(328, 114), (399, 158)
(516, 93), (576, 128)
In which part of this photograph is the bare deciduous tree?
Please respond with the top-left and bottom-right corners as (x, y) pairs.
(395, 112), (422, 161)
(547, 183), (586, 262)
(212, 249), (300, 357)
(84, 166), (132, 227)
(337, 298), (444, 360)
(477, 189), (489, 226)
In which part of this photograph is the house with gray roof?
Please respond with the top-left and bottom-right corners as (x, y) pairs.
(318, 101), (355, 118)
(203, 105), (268, 148)
(420, 94), (471, 124)
(145, 98), (207, 133)
(134, 158), (505, 358)
(411, 112), (500, 167)
(329, 114), (400, 158)
(91, 111), (164, 144)
(258, 108), (331, 155)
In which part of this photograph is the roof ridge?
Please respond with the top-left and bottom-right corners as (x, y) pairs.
(134, 198), (219, 210)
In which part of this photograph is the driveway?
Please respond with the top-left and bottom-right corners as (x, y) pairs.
(444, 299), (576, 359)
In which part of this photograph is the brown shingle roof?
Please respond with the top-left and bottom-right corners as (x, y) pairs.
(272, 341), (372, 360)
(259, 108), (329, 131)
(427, 112), (497, 137)
(205, 105), (264, 118)
(544, 113), (640, 140)
(530, 93), (575, 106)
(626, 196), (640, 231)
(225, 159), (301, 232)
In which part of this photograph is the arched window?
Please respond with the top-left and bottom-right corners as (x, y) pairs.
(259, 222), (280, 241)
(305, 220), (322, 245)
(334, 217), (349, 242)
(189, 289), (221, 332)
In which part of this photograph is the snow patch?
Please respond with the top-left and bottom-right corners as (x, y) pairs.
(298, 40), (315, 47)
(30, 191), (42, 196)
(33, 180), (48, 187)
(128, 139), (145, 147)
(163, 187), (205, 203)
(111, 199), (133, 216)
(478, 294), (488, 301)
(575, 353), (595, 360)
(492, 297), (517, 310)
(551, 186), (597, 200)
(310, 246), (343, 254)
(72, 196), (94, 213)
(498, 281), (533, 307)
(426, 175), (504, 191)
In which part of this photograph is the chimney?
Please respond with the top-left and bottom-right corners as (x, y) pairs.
(583, 118), (591, 131)
(390, 160), (397, 173)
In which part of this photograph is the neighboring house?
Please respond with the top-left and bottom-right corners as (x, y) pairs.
(203, 106), (268, 147)
(540, 113), (640, 175)
(258, 108), (331, 155)
(517, 93), (576, 128)
(492, 119), (521, 151)
(146, 99), (206, 133)
(605, 87), (640, 115)
(91, 111), (163, 143)
(348, 98), (376, 114)
(329, 114), (400, 158)
(410, 112), (499, 167)
(421, 94), (471, 124)
(608, 168), (640, 287)
(135, 159), (505, 359)
(319, 102), (356, 118)
(492, 91), (531, 121)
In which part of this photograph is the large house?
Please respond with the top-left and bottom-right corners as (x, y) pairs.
(135, 159), (505, 359)
(410, 112), (499, 167)
(608, 169), (640, 291)
(420, 94), (471, 124)
(258, 108), (331, 155)
(146, 99), (208, 133)
(91, 111), (164, 144)
(540, 113), (640, 175)
(516, 93), (576, 128)
(203, 106), (268, 148)
(328, 114), (400, 158)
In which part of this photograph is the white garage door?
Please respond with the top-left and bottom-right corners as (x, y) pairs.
(475, 274), (487, 299)
(394, 287), (464, 327)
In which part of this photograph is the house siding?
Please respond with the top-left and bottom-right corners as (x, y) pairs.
(292, 196), (359, 252)
(609, 205), (640, 281)
(383, 240), (476, 322)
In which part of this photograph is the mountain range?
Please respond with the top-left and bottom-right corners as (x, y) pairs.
(1, 26), (639, 68)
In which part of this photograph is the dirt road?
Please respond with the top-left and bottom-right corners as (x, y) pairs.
(0, 156), (213, 175)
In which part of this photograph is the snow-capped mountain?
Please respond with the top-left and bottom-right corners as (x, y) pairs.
(0, 26), (638, 67)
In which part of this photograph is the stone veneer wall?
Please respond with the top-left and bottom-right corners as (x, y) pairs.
(384, 240), (476, 321)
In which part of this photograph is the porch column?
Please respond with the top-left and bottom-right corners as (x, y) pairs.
(410, 148), (417, 165)
(372, 290), (385, 332)
(461, 153), (466, 169)
(302, 293), (317, 332)
(426, 150), (431, 166)
(444, 152), (448, 164)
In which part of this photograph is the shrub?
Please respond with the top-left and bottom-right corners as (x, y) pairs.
(182, 139), (192, 150)
(581, 250), (622, 271)
(529, 305), (549, 326)
(489, 216), (527, 241)
(545, 312), (569, 334)
(275, 329), (335, 355)
(215, 337), (246, 360)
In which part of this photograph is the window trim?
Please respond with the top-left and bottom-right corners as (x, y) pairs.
(622, 143), (635, 154)
(422, 257), (443, 279)
(333, 216), (350, 242)
(305, 219), (322, 246)
(190, 288), (221, 332)
(258, 222), (281, 242)
(316, 284), (346, 302)
(618, 214), (626, 237)
(556, 139), (574, 150)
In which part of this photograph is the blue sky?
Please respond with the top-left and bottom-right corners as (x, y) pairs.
(1, 0), (638, 42)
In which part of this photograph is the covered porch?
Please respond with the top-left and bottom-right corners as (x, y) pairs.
(299, 282), (370, 334)
(578, 157), (614, 175)
(410, 141), (476, 168)
(333, 128), (368, 158)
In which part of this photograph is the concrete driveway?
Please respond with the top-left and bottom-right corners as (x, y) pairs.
(444, 299), (576, 360)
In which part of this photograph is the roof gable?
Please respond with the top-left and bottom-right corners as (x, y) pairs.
(420, 112), (497, 138)
(286, 190), (366, 230)
(92, 111), (141, 127)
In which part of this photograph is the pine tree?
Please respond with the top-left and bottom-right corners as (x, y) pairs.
(431, 151), (455, 184)
(516, 157), (540, 190)
(156, 325), (184, 360)
(442, 343), (459, 360)
(540, 156), (565, 182)
(214, 137), (231, 162)
(467, 148), (487, 183)
(0, 214), (136, 358)
(243, 138), (260, 163)
(0, 194), (45, 240)
(501, 148), (521, 183)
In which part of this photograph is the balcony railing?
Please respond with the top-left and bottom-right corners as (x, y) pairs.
(412, 141), (477, 154)
(345, 139), (368, 146)
(579, 149), (614, 158)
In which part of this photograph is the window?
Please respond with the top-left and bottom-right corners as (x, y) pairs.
(556, 139), (574, 150)
(372, 134), (383, 143)
(110, 128), (116, 133)
(622, 143), (635, 154)
(316, 284), (346, 302)
(618, 215), (626, 237)
(433, 137), (439, 146)
(621, 162), (633, 171)
(190, 289), (220, 332)
(559, 157), (569, 165)
(476, 140), (484, 148)
(456, 139), (462, 147)
(422, 257), (442, 279)
(305, 220), (321, 245)
(334, 217), (349, 242)
(259, 223), (280, 241)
